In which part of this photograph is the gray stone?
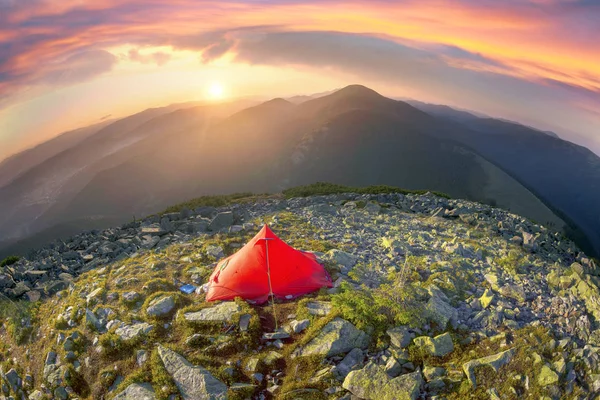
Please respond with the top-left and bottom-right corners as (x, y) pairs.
(422, 366), (446, 381)
(146, 295), (175, 317)
(86, 308), (103, 331)
(387, 326), (414, 349)
(463, 348), (516, 388)
(239, 314), (251, 332)
(208, 212), (234, 232)
(184, 302), (241, 323)
(113, 383), (156, 400)
(322, 249), (358, 273)
(158, 345), (228, 399)
(342, 362), (423, 400)
(412, 332), (454, 357)
(205, 245), (225, 259)
(115, 322), (154, 341)
(137, 350), (149, 367)
(4, 369), (21, 393)
(333, 348), (364, 379)
(290, 319), (310, 334)
(426, 294), (458, 329)
(306, 301), (333, 316)
(54, 386), (68, 400)
(296, 317), (370, 358)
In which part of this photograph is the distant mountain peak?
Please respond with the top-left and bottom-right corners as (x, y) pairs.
(333, 84), (383, 98)
(261, 98), (293, 107)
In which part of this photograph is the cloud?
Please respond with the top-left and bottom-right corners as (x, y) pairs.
(127, 49), (170, 66)
(39, 50), (117, 85)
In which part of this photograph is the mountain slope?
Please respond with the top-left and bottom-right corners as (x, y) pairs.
(411, 103), (600, 256)
(0, 190), (597, 399)
(1, 84), (598, 257)
(0, 120), (114, 189)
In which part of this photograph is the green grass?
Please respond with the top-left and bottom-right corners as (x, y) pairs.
(160, 192), (269, 215)
(0, 299), (38, 344)
(282, 182), (451, 199)
(157, 182), (451, 217)
(0, 255), (19, 268)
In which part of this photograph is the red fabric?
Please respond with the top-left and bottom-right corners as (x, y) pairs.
(205, 224), (333, 303)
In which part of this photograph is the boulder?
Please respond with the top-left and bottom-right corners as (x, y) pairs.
(113, 383), (156, 400)
(499, 284), (526, 303)
(463, 348), (516, 388)
(413, 332), (454, 357)
(115, 322), (154, 341)
(295, 317), (370, 357)
(342, 362), (423, 400)
(146, 295), (175, 317)
(333, 348), (364, 380)
(208, 212), (234, 232)
(538, 364), (559, 386)
(289, 319), (310, 334)
(184, 302), (241, 323)
(322, 250), (358, 274)
(426, 294), (457, 329)
(158, 345), (228, 399)
(479, 289), (494, 309)
(205, 245), (225, 259)
(306, 301), (333, 316)
(387, 326), (414, 349)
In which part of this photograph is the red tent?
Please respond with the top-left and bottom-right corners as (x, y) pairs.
(205, 224), (333, 303)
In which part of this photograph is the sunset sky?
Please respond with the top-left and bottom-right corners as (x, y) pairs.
(1, 0), (599, 161)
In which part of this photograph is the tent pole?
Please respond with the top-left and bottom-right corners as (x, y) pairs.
(264, 238), (278, 330)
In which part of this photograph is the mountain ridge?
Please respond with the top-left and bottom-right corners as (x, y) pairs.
(0, 84), (599, 258)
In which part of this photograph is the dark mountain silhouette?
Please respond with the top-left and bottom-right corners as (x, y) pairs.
(1, 85), (599, 258)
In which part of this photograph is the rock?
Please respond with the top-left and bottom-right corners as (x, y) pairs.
(342, 362), (423, 400)
(85, 308), (103, 331)
(4, 369), (21, 393)
(387, 326), (414, 349)
(426, 294), (457, 329)
(262, 330), (290, 340)
(137, 350), (149, 367)
(0, 274), (15, 289)
(290, 319), (310, 334)
(385, 357), (403, 378)
(86, 287), (104, 304)
(306, 301), (333, 316)
(184, 302), (241, 323)
(295, 317), (370, 357)
(322, 249), (358, 273)
(158, 345), (228, 399)
(463, 348), (516, 388)
(113, 383), (156, 400)
(115, 322), (154, 341)
(263, 351), (283, 366)
(538, 365), (560, 386)
(208, 212), (234, 232)
(146, 295), (175, 317)
(499, 284), (526, 303)
(413, 332), (454, 357)
(422, 366), (446, 381)
(522, 232), (538, 252)
(333, 348), (364, 379)
(54, 386), (68, 400)
(239, 314), (252, 332)
(123, 291), (141, 303)
(479, 289), (494, 309)
(205, 245), (225, 259)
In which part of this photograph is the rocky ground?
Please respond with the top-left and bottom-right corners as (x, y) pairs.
(1, 190), (600, 399)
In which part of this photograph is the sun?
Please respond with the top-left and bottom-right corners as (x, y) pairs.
(207, 82), (224, 100)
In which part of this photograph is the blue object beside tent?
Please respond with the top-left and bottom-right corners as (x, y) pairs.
(180, 284), (196, 294)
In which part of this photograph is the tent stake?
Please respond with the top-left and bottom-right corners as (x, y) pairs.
(264, 237), (278, 330)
